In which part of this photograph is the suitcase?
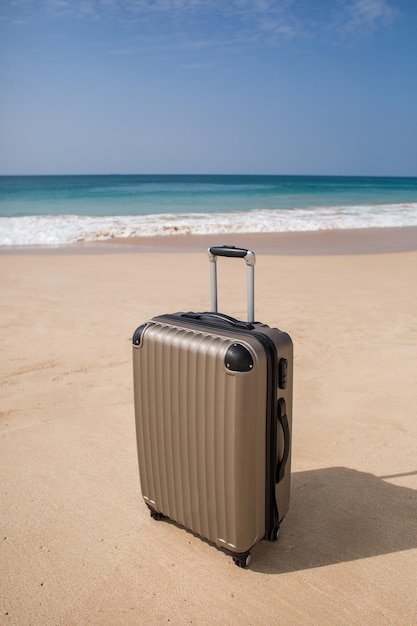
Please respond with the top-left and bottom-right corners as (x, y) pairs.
(132, 245), (293, 568)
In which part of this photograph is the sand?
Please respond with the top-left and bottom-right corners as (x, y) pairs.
(1, 228), (416, 625)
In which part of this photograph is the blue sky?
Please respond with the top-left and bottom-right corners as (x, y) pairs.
(1, 0), (416, 176)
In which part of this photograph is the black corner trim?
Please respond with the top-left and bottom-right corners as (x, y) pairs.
(132, 324), (147, 346)
(225, 343), (254, 372)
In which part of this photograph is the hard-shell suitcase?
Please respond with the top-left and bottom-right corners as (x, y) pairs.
(132, 245), (293, 567)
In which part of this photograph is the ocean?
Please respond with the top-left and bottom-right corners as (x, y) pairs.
(1, 174), (417, 246)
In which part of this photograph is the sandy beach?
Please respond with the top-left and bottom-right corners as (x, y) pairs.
(1, 228), (416, 625)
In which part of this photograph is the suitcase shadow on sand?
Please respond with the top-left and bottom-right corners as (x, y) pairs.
(252, 467), (417, 574)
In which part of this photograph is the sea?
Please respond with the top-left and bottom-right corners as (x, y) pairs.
(1, 174), (417, 246)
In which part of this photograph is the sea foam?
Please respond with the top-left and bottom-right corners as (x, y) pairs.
(1, 203), (417, 246)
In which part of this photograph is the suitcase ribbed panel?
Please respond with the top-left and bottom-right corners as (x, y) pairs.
(133, 321), (267, 553)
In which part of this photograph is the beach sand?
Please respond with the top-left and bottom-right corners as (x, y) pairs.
(1, 228), (416, 625)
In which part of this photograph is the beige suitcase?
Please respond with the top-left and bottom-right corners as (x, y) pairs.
(133, 246), (293, 567)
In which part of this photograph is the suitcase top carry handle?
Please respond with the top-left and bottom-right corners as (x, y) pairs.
(208, 245), (256, 323)
(182, 311), (255, 330)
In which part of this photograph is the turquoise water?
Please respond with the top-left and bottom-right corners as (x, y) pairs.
(1, 174), (417, 245)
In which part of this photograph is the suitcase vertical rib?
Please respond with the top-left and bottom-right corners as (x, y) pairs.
(134, 321), (267, 553)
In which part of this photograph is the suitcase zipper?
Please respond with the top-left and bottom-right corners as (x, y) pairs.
(152, 313), (280, 542)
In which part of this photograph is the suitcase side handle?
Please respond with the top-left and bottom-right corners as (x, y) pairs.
(276, 398), (290, 483)
(208, 245), (256, 323)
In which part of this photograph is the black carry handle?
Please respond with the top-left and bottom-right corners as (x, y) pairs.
(208, 245), (251, 259)
(182, 311), (254, 330)
(276, 398), (290, 483)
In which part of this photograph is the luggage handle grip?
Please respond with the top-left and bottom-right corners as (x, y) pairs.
(182, 311), (255, 330)
(208, 245), (255, 264)
(208, 245), (256, 323)
(276, 398), (290, 483)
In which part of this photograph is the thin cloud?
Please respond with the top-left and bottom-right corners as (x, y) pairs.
(1, 0), (400, 44)
(334, 0), (398, 34)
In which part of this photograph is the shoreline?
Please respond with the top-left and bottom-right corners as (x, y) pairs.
(1, 225), (417, 255)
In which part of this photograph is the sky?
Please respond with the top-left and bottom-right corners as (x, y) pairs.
(0, 0), (416, 176)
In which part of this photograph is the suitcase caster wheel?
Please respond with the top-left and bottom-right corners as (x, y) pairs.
(272, 525), (280, 541)
(147, 505), (163, 520)
(232, 552), (252, 568)
(266, 524), (280, 542)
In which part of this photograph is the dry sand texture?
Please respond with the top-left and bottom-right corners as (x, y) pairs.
(1, 231), (417, 624)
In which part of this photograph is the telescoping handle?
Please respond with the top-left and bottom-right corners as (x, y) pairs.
(208, 245), (256, 323)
